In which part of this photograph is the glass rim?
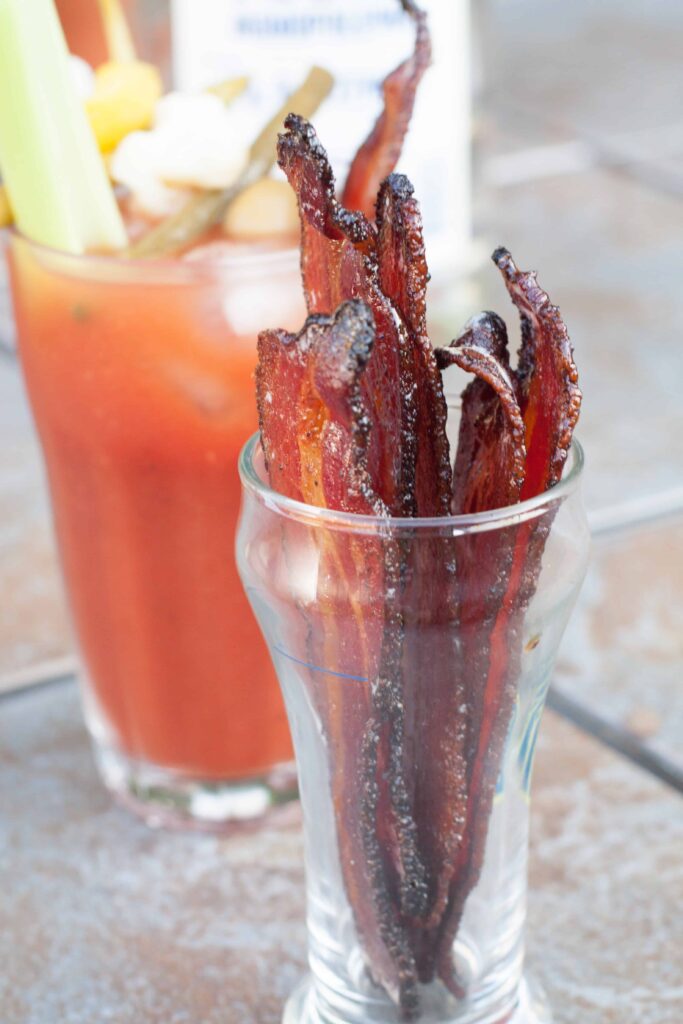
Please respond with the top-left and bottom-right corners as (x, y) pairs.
(238, 432), (585, 535)
(4, 226), (300, 283)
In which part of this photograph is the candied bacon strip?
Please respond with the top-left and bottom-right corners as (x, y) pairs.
(341, 0), (431, 220)
(257, 302), (379, 512)
(258, 302), (420, 1013)
(432, 256), (581, 992)
(493, 247), (582, 498)
(402, 316), (527, 987)
(278, 113), (412, 516)
(439, 312), (527, 515)
(376, 173), (451, 517)
(375, 173), (468, 951)
(278, 116), (433, 955)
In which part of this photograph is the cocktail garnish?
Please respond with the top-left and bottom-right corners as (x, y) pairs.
(205, 76), (250, 106)
(128, 66), (334, 258)
(428, 256), (581, 995)
(278, 125), (450, 971)
(341, 0), (431, 220)
(375, 174), (471, 964)
(86, 60), (163, 154)
(96, 0), (137, 64)
(0, 0), (126, 252)
(257, 301), (380, 514)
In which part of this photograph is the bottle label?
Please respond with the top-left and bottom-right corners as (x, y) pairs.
(171, 0), (470, 270)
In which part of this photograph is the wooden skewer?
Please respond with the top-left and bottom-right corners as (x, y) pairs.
(96, 0), (137, 64)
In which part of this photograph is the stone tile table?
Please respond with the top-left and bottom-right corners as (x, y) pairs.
(1, 681), (682, 1024)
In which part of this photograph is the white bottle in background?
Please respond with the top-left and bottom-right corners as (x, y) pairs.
(170, 0), (471, 278)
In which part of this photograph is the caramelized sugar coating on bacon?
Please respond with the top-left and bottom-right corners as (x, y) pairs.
(342, 0), (431, 220)
(437, 312), (526, 514)
(407, 316), (527, 989)
(257, 301), (379, 513)
(375, 173), (468, 960)
(493, 247), (581, 497)
(258, 302), (421, 1012)
(277, 112), (439, 931)
(430, 260), (581, 993)
(278, 114), (414, 516)
(377, 174), (451, 516)
(257, 120), (582, 1013)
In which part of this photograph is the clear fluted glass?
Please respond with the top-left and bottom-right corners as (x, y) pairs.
(238, 431), (589, 1024)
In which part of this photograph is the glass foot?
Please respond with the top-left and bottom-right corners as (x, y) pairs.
(93, 739), (298, 832)
(282, 975), (551, 1024)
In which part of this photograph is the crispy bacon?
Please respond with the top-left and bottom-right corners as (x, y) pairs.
(403, 317), (527, 989)
(438, 313), (527, 515)
(376, 174), (451, 517)
(278, 114), (413, 516)
(258, 112), (582, 1013)
(342, 0), (431, 220)
(430, 260), (581, 992)
(374, 173), (468, 955)
(257, 302), (378, 513)
(258, 302), (421, 1011)
(493, 247), (581, 498)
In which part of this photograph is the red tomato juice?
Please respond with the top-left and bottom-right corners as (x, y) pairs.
(10, 235), (301, 778)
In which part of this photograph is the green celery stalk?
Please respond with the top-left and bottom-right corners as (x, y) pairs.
(0, 0), (127, 253)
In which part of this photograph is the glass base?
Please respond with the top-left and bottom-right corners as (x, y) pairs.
(282, 975), (551, 1024)
(93, 740), (298, 832)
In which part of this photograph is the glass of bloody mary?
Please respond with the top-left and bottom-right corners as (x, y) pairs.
(9, 231), (303, 828)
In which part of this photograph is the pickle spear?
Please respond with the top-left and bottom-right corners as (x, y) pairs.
(128, 66), (334, 259)
(96, 0), (137, 64)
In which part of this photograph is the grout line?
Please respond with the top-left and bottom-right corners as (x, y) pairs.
(588, 488), (683, 537)
(548, 685), (683, 796)
(485, 96), (683, 199)
(0, 656), (78, 701)
(0, 671), (74, 703)
(4, 663), (682, 797)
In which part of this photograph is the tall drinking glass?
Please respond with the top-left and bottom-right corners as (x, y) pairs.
(238, 433), (589, 1024)
(9, 233), (302, 828)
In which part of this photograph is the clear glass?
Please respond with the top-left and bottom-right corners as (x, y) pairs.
(9, 233), (302, 829)
(238, 432), (589, 1023)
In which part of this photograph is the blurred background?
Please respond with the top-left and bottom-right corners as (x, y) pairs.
(1, 0), (682, 768)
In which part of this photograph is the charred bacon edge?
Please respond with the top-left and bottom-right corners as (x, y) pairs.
(493, 247), (582, 497)
(432, 259), (581, 993)
(377, 173), (452, 517)
(277, 116), (433, 986)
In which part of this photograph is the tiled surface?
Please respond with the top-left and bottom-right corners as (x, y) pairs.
(556, 518), (683, 775)
(487, 0), (683, 141)
(2, 683), (682, 1024)
(528, 716), (683, 1024)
